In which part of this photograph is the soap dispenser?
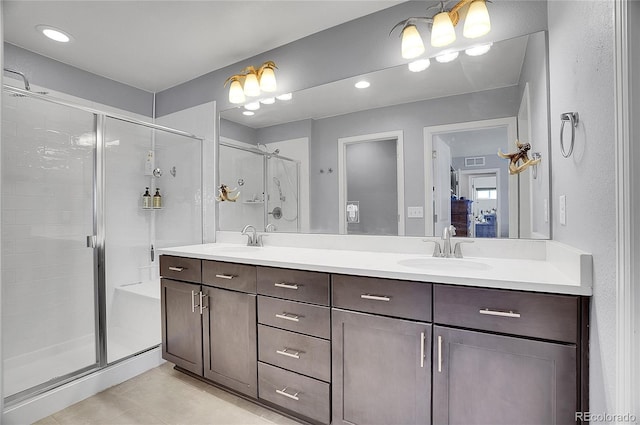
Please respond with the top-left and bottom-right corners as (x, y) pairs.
(142, 187), (152, 209)
(153, 188), (162, 208)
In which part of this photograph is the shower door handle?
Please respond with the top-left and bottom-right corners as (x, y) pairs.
(86, 235), (97, 248)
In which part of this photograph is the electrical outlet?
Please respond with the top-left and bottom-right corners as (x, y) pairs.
(559, 195), (566, 226)
(407, 206), (424, 218)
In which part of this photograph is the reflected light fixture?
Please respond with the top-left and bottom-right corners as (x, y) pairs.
(465, 42), (492, 56)
(242, 111), (255, 116)
(260, 97), (276, 104)
(276, 93), (293, 101)
(390, 0), (491, 58)
(355, 81), (370, 89)
(408, 58), (431, 72)
(244, 102), (260, 111)
(435, 50), (459, 63)
(225, 61), (278, 104)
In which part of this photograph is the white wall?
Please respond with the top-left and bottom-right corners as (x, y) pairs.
(548, 0), (616, 413)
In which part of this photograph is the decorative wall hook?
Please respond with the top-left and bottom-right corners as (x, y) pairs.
(497, 140), (542, 175)
(560, 112), (579, 158)
(215, 184), (240, 202)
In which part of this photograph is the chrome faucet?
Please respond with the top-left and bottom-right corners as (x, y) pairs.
(441, 225), (456, 258)
(241, 225), (258, 246)
(265, 223), (277, 232)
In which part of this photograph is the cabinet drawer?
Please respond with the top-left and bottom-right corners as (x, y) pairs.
(258, 324), (330, 382)
(202, 260), (256, 293)
(258, 362), (330, 424)
(160, 256), (201, 283)
(258, 296), (330, 339)
(332, 275), (432, 322)
(257, 267), (329, 305)
(434, 285), (579, 343)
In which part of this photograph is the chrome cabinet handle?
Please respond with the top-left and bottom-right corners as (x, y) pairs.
(276, 387), (300, 401)
(275, 312), (300, 322)
(199, 292), (208, 314)
(274, 282), (299, 290)
(276, 348), (301, 359)
(169, 266), (184, 272)
(437, 335), (443, 373)
(479, 308), (521, 318)
(191, 290), (198, 313)
(420, 332), (426, 368)
(215, 274), (235, 280)
(361, 294), (391, 302)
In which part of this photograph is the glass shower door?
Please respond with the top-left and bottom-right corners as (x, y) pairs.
(266, 156), (299, 232)
(1, 89), (98, 399)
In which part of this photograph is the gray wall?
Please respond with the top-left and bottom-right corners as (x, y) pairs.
(547, 0), (615, 415)
(220, 118), (258, 144)
(155, 0), (548, 117)
(4, 43), (154, 117)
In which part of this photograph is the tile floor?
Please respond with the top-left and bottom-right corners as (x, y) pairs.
(34, 363), (302, 425)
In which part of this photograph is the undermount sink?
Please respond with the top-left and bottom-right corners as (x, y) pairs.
(398, 257), (492, 272)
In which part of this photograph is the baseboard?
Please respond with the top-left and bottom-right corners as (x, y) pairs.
(2, 347), (164, 425)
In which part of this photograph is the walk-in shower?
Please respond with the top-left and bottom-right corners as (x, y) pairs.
(1, 83), (204, 404)
(218, 142), (299, 233)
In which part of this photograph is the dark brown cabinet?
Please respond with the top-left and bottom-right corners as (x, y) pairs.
(432, 326), (577, 425)
(332, 308), (432, 425)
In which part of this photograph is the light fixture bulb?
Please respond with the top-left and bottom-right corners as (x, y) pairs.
(260, 97), (276, 104)
(465, 43), (492, 56)
(243, 72), (261, 97)
(435, 50), (459, 63)
(228, 79), (245, 104)
(463, 0), (491, 39)
(401, 25), (425, 59)
(408, 58), (431, 72)
(431, 12), (456, 47)
(259, 67), (277, 92)
(36, 25), (72, 43)
(276, 93), (293, 101)
(245, 102), (260, 111)
(355, 81), (370, 89)
(242, 111), (255, 116)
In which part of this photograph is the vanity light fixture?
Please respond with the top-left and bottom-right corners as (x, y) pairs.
(465, 42), (493, 56)
(435, 50), (459, 63)
(36, 25), (72, 43)
(390, 0), (491, 59)
(225, 61), (278, 104)
(355, 81), (371, 89)
(408, 58), (431, 72)
(245, 102), (261, 111)
(276, 93), (293, 101)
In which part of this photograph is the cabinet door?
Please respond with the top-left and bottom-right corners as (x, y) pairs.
(161, 279), (203, 375)
(332, 309), (431, 425)
(433, 326), (576, 425)
(203, 286), (257, 398)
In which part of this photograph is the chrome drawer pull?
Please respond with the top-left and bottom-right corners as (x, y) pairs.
(199, 292), (208, 314)
(420, 332), (426, 368)
(191, 290), (197, 313)
(437, 335), (443, 373)
(168, 266), (185, 272)
(215, 274), (236, 280)
(276, 348), (301, 359)
(274, 282), (299, 290)
(275, 312), (300, 322)
(479, 308), (521, 318)
(276, 387), (300, 401)
(361, 294), (391, 302)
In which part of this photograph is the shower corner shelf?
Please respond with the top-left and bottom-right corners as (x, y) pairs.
(141, 207), (164, 210)
(243, 200), (264, 205)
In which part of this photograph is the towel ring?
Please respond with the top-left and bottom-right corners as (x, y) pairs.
(560, 112), (579, 158)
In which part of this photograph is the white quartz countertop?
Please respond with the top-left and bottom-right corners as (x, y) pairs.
(158, 242), (592, 296)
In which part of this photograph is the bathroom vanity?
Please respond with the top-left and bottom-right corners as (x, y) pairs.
(159, 242), (590, 425)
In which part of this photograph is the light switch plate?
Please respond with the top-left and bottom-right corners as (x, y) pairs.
(408, 206), (424, 218)
(559, 195), (566, 226)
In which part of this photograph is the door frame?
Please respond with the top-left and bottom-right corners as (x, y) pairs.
(423, 117), (517, 237)
(337, 130), (405, 235)
(461, 169), (501, 238)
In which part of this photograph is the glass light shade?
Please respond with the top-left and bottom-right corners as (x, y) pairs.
(243, 72), (261, 97)
(228, 79), (245, 104)
(408, 58), (431, 72)
(465, 43), (492, 56)
(435, 50), (459, 63)
(276, 93), (293, 101)
(401, 25), (425, 59)
(245, 102), (260, 111)
(259, 67), (277, 92)
(260, 97), (276, 104)
(431, 12), (456, 47)
(463, 0), (491, 39)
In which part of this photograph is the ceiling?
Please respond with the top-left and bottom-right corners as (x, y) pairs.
(3, 0), (403, 92)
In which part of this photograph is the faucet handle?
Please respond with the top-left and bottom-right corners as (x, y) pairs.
(256, 234), (268, 247)
(422, 239), (443, 257)
(453, 240), (474, 258)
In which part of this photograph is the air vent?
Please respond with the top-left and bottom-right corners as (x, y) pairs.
(464, 157), (485, 167)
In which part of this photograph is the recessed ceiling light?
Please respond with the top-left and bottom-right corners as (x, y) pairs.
(242, 111), (255, 116)
(408, 59), (431, 72)
(276, 93), (293, 101)
(355, 81), (370, 89)
(465, 43), (493, 57)
(260, 97), (276, 105)
(245, 102), (260, 111)
(435, 51), (459, 63)
(36, 25), (72, 43)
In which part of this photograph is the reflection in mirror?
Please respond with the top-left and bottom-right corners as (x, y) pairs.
(219, 31), (550, 239)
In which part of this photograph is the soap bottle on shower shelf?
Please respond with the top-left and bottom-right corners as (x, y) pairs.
(142, 187), (152, 209)
(153, 188), (162, 208)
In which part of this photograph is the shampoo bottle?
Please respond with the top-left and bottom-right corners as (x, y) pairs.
(142, 187), (152, 209)
(153, 188), (162, 208)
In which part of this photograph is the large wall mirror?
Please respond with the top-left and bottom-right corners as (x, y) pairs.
(218, 30), (550, 239)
